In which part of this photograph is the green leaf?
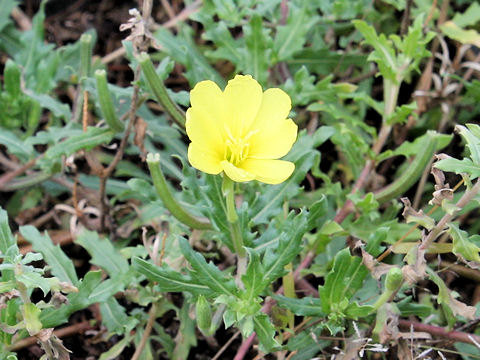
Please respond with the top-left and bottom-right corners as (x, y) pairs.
(253, 313), (279, 352)
(44, 127), (114, 162)
(243, 15), (271, 84)
(318, 248), (368, 314)
(40, 270), (103, 328)
(132, 257), (212, 295)
(75, 230), (129, 278)
(0, 130), (35, 163)
(251, 133), (320, 225)
(179, 238), (237, 296)
(241, 249), (264, 300)
(440, 21), (480, 47)
(448, 222), (480, 263)
(0, 0), (17, 32)
(262, 211), (307, 284)
(452, 2), (480, 27)
(99, 335), (133, 360)
(273, 295), (323, 317)
(0, 208), (16, 256)
(22, 303), (42, 335)
(99, 297), (132, 335)
(20, 226), (78, 285)
(154, 26), (225, 88)
(458, 124), (480, 165)
(435, 157), (480, 179)
(173, 300), (197, 360)
(427, 267), (476, 327)
(24, 91), (71, 120)
(17, 272), (51, 297)
(352, 20), (397, 81)
(377, 132), (452, 162)
(273, 4), (317, 62)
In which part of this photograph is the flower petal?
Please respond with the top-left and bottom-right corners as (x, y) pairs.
(251, 88), (291, 132)
(249, 118), (297, 159)
(186, 107), (224, 154)
(186, 81), (225, 150)
(240, 158), (295, 184)
(224, 75), (263, 138)
(188, 142), (223, 175)
(221, 160), (255, 182)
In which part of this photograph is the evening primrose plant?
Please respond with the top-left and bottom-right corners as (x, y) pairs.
(3, 1), (480, 359)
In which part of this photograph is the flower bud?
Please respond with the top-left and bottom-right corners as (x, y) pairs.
(385, 267), (403, 292)
(195, 295), (212, 334)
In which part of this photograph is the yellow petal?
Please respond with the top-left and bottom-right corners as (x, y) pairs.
(251, 88), (291, 132)
(186, 107), (224, 154)
(221, 160), (255, 182)
(188, 142), (223, 175)
(249, 118), (297, 159)
(240, 159), (295, 184)
(224, 75), (263, 138)
(186, 80), (226, 150)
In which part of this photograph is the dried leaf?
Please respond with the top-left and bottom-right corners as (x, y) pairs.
(359, 246), (395, 280)
(402, 233), (428, 284)
(401, 198), (435, 230)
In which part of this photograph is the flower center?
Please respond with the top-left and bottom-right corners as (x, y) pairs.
(223, 126), (258, 166)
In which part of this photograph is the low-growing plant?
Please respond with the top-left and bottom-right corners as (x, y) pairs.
(2, 0), (480, 359)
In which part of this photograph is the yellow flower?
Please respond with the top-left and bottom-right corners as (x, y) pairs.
(186, 75), (298, 184)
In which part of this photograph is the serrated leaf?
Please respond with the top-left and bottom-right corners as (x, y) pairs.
(457, 124), (480, 165)
(17, 271), (51, 297)
(440, 21), (480, 47)
(318, 248), (368, 314)
(377, 132), (452, 162)
(352, 20), (397, 81)
(99, 297), (133, 335)
(132, 257), (212, 295)
(20, 226), (78, 285)
(75, 230), (129, 278)
(435, 157), (480, 179)
(179, 238), (237, 296)
(44, 127), (114, 161)
(241, 249), (264, 300)
(40, 271), (103, 328)
(427, 267), (476, 327)
(262, 211), (307, 285)
(273, 295), (323, 317)
(253, 313), (279, 352)
(448, 222), (480, 263)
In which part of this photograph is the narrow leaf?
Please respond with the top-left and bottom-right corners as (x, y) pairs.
(20, 226), (78, 285)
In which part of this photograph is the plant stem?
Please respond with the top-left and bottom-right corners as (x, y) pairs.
(222, 176), (245, 257)
(131, 303), (157, 360)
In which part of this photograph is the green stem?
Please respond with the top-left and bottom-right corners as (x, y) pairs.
(138, 52), (186, 128)
(147, 153), (211, 230)
(222, 176), (245, 257)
